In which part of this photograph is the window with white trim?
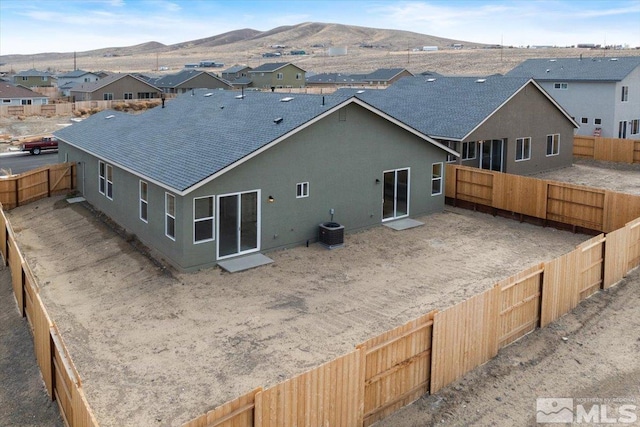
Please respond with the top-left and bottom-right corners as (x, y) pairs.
(621, 86), (629, 102)
(103, 93), (113, 101)
(431, 163), (443, 196)
(445, 141), (457, 163)
(461, 141), (476, 160)
(631, 119), (639, 135)
(554, 82), (568, 90)
(295, 73), (302, 80)
(515, 137), (531, 161)
(581, 117), (588, 124)
(139, 181), (148, 222)
(98, 161), (113, 198)
(124, 92), (133, 100)
(276, 73), (283, 80)
(546, 134), (560, 156)
(165, 193), (176, 240)
(194, 196), (214, 243)
(595, 118), (602, 125)
(296, 182), (309, 198)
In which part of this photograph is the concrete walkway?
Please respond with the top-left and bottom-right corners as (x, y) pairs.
(0, 266), (63, 427)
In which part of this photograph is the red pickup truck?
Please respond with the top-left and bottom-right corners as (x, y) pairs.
(21, 136), (58, 155)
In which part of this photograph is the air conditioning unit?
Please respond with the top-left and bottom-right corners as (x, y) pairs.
(318, 222), (344, 249)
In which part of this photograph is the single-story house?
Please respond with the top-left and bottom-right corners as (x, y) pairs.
(152, 70), (232, 94)
(70, 73), (161, 101)
(13, 69), (56, 87)
(54, 90), (457, 271)
(351, 75), (578, 175)
(0, 82), (49, 105)
(506, 56), (640, 139)
(306, 68), (414, 88)
(248, 62), (306, 89)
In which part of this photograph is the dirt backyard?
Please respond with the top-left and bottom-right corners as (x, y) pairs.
(6, 195), (588, 427)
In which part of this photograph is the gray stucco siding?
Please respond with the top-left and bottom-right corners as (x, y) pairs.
(465, 83), (574, 175)
(181, 103), (447, 270)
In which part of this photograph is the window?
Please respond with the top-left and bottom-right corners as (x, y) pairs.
(84, 77), (90, 82)
(99, 161), (113, 199)
(461, 141), (476, 160)
(581, 117), (588, 124)
(431, 163), (443, 195)
(621, 86), (629, 102)
(139, 181), (148, 222)
(554, 82), (568, 90)
(276, 73), (284, 80)
(165, 193), (176, 240)
(2, 99), (10, 103)
(296, 182), (309, 198)
(546, 134), (560, 156)
(295, 73), (302, 80)
(516, 137), (531, 161)
(124, 92), (133, 100)
(595, 118), (602, 125)
(631, 119), (639, 135)
(193, 196), (214, 243)
(103, 93), (113, 101)
(21, 99), (32, 105)
(444, 141), (457, 163)
(99, 161), (105, 194)
(41, 76), (48, 81)
(21, 76), (28, 81)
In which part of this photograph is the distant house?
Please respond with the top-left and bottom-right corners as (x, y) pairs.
(353, 75), (577, 175)
(221, 64), (252, 82)
(56, 70), (102, 96)
(70, 73), (161, 101)
(54, 90), (457, 271)
(13, 69), (56, 87)
(0, 82), (49, 105)
(506, 56), (640, 139)
(306, 68), (414, 88)
(152, 70), (232, 94)
(248, 62), (306, 89)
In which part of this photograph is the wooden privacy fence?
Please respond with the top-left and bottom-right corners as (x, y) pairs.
(447, 164), (640, 233)
(4, 172), (640, 427)
(0, 162), (76, 209)
(1, 203), (98, 427)
(574, 135), (640, 163)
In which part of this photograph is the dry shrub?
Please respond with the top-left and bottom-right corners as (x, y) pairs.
(17, 116), (25, 121)
(89, 108), (100, 115)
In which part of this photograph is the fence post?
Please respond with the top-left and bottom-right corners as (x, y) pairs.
(47, 168), (51, 198)
(14, 178), (19, 208)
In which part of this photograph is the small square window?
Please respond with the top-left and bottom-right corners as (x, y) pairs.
(296, 182), (309, 198)
(554, 82), (568, 90)
(581, 117), (588, 124)
(594, 118), (602, 125)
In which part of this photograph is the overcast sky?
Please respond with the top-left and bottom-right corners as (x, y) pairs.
(1, 0), (639, 55)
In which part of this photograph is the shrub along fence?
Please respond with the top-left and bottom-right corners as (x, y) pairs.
(0, 162), (76, 209)
(3, 165), (640, 427)
(573, 135), (640, 163)
(1, 202), (98, 427)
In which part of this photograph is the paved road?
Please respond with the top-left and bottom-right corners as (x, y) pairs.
(0, 266), (63, 427)
(0, 151), (60, 175)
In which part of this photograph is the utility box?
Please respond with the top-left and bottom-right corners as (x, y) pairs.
(318, 222), (344, 249)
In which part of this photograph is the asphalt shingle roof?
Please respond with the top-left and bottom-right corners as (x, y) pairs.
(153, 70), (230, 89)
(0, 83), (48, 99)
(55, 90), (351, 192)
(57, 70), (93, 78)
(249, 62), (304, 73)
(506, 56), (640, 81)
(70, 73), (159, 93)
(353, 75), (533, 140)
(306, 68), (411, 84)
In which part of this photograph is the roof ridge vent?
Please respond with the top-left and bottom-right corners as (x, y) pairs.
(280, 96), (294, 102)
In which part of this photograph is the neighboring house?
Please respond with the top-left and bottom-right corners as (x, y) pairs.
(221, 64), (252, 82)
(70, 73), (161, 101)
(152, 69), (232, 94)
(13, 69), (56, 87)
(506, 56), (640, 139)
(56, 70), (102, 96)
(306, 68), (414, 88)
(0, 82), (49, 105)
(54, 90), (457, 271)
(248, 62), (306, 89)
(352, 75), (577, 175)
